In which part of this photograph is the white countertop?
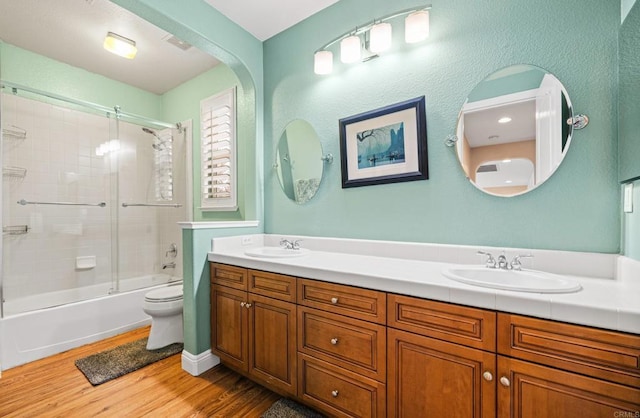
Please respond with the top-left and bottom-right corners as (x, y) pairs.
(208, 234), (640, 335)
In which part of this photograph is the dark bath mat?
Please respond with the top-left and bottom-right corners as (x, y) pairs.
(261, 398), (325, 418)
(75, 337), (183, 386)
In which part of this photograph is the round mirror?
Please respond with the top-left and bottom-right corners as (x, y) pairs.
(455, 64), (573, 197)
(275, 120), (324, 204)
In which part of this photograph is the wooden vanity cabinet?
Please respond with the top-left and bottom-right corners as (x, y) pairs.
(297, 279), (387, 417)
(211, 262), (640, 417)
(387, 295), (497, 418)
(210, 263), (298, 396)
(497, 313), (640, 417)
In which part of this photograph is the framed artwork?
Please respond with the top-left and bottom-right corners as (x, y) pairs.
(339, 96), (428, 188)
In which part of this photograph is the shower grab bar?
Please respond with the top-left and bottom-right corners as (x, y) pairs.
(17, 199), (106, 207)
(121, 202), (183, 208)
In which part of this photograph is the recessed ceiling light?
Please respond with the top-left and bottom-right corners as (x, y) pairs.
(498, 117), (512, 124)
(505, 180), (513, 184)
(502, 159), (512, 163)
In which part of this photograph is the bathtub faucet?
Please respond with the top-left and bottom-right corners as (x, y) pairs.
(162, 262), (176, 269)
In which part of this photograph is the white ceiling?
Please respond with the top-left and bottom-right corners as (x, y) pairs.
(204, 0), (341, 41)
(463, 100), (537, 148)
(0, 0), (339, 94)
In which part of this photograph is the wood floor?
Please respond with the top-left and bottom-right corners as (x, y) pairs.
(0, 326), (280, 417)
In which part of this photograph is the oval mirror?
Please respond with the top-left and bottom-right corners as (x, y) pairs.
(275, 120), (324, 204)
(455, 64), (573, 197)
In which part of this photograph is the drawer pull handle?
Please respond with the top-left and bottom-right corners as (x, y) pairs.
(331, 390), (339, 397)
(240, 302), (246, 307)
(500, 376), (510, 387)
(245, 303), (252, 308)
(330, 338), (339, 345)
(482, 371), (493, 382)
(330, 297), (339, 304)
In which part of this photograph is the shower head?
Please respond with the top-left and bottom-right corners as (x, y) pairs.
(142, 127), (164, 151)
(142, 127), (161, 139)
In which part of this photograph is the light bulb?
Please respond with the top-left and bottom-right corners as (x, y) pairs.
(369, 22), (392, 53)
(405, 10), (430, 44)
(340, 35), (362, 63)
(314, 50), (333, 75)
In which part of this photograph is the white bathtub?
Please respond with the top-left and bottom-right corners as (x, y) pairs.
(0, 275), (181, 371)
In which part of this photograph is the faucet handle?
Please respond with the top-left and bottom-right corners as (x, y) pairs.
(292, 239), (303, 250)
(477, 251), (497, 269)
(280, 238), (291, 248)
(510, 254), (533, 270)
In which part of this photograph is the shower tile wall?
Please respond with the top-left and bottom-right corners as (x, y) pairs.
(2, 94), (112, 300)
(2, 93), (184, 306)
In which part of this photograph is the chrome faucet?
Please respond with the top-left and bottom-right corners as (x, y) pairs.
(478, 251), (533, 270)
(162, 262), (176, 269)
(280, 238), (302, 250)
(477, 251), (496, 268)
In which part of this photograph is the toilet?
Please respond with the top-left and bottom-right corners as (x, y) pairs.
(143, 284), (184, 350)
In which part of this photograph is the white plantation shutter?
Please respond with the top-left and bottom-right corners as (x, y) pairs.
(200, 87), (237, 211)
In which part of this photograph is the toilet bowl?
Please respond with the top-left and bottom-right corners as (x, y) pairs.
(143, 284), (184, 350)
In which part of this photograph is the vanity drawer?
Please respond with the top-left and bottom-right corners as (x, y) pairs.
(210, 263), (248, 291)
(298, 354), (386, 418)
(298, 307), (386, 382)
(297, 279), (386, 324)
(388, 294), (496, 351)
(498, 313), (640, 388)
(248, 269), (296, 302)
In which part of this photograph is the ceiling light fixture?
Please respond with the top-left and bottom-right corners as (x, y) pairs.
(314, 5), (431, 75)
(498, 117), (512, 124)
(103, 32), (137, 59)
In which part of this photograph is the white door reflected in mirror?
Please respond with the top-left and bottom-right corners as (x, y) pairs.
(455, 64), (573, 197)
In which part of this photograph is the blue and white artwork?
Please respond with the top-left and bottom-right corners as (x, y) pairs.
(356, 122), (405, 169)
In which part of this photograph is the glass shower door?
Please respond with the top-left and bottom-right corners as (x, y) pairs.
(115, 120), (186, 293)
(1, 91), (115, 315)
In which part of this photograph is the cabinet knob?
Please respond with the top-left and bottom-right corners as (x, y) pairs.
(482, 371), (493, 382)
(330, 297), (339, 304)
(500, 376), (510, 387)
(331, 390), (339, 397)
(245, 303), (252, 308)
(240, 302), (246, 307)
(330, 338), (339, 345)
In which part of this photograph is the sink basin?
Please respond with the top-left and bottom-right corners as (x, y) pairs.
(244, 247), (310, 258)
(442, 266), (582, 293)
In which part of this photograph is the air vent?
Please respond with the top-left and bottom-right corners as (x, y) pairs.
(164, 35), (192, 51)
(477, 164), (498, 173)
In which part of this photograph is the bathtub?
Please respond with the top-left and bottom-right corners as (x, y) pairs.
(0, 274), (181, 371)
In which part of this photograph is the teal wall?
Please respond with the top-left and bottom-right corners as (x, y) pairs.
(113, 0), (265, 224)
(466, 67), (545, 103)
(1, 43), (161, 118)
(263, 0), (620, 253)
(161, 65), (245, 222)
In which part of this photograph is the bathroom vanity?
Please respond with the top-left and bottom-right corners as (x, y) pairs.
(208, 235), (640, 417)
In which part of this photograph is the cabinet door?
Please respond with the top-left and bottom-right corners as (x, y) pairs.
(248, 293), (297, 396)
(387, 328), (496, 418)
(211, 285), (248, 372)
(497, 356), (640, 418)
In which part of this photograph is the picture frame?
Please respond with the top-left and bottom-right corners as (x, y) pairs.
(339, 96), (428, 188)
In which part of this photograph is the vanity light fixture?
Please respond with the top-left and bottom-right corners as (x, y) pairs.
(498, 117), (512, 124)
(103, 32), (137, 59)
(314, 4), (431, 75)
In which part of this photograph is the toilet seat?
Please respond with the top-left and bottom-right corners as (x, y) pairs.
(145, 285), (183, 303)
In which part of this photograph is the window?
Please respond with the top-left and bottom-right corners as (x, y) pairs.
(200, 87), (237, 211)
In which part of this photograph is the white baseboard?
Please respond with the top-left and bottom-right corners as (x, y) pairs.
(181, 349), (220, 376)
